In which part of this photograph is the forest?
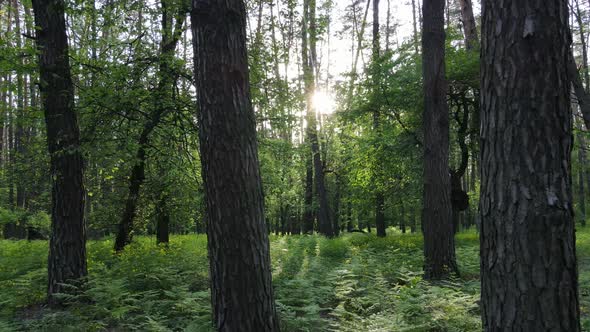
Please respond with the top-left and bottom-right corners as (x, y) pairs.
(0, 0), (588, 331)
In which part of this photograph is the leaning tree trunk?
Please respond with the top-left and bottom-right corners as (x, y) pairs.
(421, 0), (458, 279)
(457, 0), (478, 50)
(32, 0), (87, 306)
(480, 1), (580, 330)
(114, 0), (186, 251)
(191, 0), (279, 330)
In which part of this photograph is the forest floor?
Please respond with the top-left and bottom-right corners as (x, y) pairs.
(1, 228), (590, 331)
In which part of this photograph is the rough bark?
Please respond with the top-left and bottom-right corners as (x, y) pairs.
(191, 0), (279, 330)
(421, 0), (458, 279)
(32, 0), (87, 305)
(480, 1), (580, 330)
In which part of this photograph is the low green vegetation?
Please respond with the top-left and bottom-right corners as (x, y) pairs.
(1, 228), (589, 331)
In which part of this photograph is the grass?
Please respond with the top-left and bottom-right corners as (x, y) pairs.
(0, 227), (588, 331)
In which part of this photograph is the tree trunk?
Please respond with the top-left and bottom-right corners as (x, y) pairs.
(303, 0), (332, 237)
(191, 0), (279, 330)
(410, 207), (416, 233)
(114, 0), (186, 251)
(156, 196), (169, 244)
(400, 200), (406, 234)
(303, 164), (314, 233)
(32, 0), (87, 306)
(372, 0), (386, 238)
(411, 0), (419, 55)
(347, 200), (353, 232)
(421, 0), (457, 279)
(457, 0), (478, 50)
(480, 1), (580, 330)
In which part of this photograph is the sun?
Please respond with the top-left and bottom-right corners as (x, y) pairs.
(312, 90), (336, 115)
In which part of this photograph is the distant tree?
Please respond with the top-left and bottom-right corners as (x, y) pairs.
(114, 0), (188, 251)
(421, 0), (458, 279)
(31, 0), (87, 305)
(302, 0), (333, 237)
(480, 1), (580, 330)
(191, 0), (279, 330)
(372, 0), (386, 238)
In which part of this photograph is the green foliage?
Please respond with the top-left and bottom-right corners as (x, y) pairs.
(10, 229), (585, 331)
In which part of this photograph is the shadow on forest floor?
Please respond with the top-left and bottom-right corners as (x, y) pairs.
(0, 227), (589, 331)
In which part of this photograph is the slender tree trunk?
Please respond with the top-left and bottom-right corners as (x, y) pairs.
(191, 0), (279, 329)
(114, 1), (186, 251)
(400, 200), (406, 234)
(302, 0), (314, 234)
(156, 196), (169, 244)
(577, 127), (587, 226)
(412, 0), (419, 55)
(410, 206), (416, 233)
(372, 0), (386, 238)
(480, 1), (580, 330)
(421, 0), (457, 279)
(303, 0), (332, 237)
(457, 0), (478, 50)
(346, 200), (353, 232)
(32, 0), (87, 306)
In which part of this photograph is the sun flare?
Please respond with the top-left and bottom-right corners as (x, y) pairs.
(312, 90), (336, 115)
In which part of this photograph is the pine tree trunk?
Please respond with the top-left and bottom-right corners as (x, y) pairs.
(372, 0), (386, 238)
(303, 0), (332, 237)
(32, 0), (87, 306)
(421, 0), (458, 279)
(457, 0), (478, 50)
(480, 1), (580, 330)
(191, 0), (279, 330)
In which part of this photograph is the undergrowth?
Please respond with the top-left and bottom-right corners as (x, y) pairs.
(0, 228), (589, 331)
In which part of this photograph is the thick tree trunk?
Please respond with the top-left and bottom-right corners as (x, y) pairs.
(421, 0), (458, 279)
(480, 1), (580, 330)
(191, 0), (279, 330)
(32, 0), (87, 306)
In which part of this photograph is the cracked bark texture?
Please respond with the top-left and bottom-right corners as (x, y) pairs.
(191, 0), (279, 330)
(480, 1), (580, 330)
(422, 0), (458, 279)
(32, 0), (87, 305)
